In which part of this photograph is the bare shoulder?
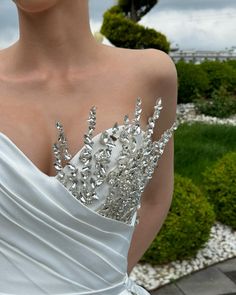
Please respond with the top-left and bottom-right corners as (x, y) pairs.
(119, 47), (178, 100)
(106, 46), (178, 137)
(131, 49), (178, 206)
(105, 45), (177, 80)
(134, 48), (177, 77)
(127, 48), (178, 139)
(136, 48), (178, 97)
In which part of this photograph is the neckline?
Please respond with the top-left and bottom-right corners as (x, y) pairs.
(0, 128), (141, 229)
(0, 124), (145, 179)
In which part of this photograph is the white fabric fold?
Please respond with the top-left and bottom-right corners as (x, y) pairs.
(0, 133), (151, 294)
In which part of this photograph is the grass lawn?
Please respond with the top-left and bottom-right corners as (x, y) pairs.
(174, 121), (236, 189)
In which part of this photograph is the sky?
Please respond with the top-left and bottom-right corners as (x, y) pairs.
(0, 0), (236, 51)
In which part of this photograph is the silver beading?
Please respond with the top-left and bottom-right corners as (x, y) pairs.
(52, 97), (179, 225)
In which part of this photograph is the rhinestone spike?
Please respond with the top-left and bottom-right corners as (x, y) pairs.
(52, 122), (72, 172)
(76, 106), (98, 204)
(131, 97), (142, 136)
(87, 106), (96, 136)
(133, 97), (142, 123)
(112, 122), (119, 133)
(124, 114), (130, 125)
(143, 97), (162, 142)
(53, 97), (179, 225)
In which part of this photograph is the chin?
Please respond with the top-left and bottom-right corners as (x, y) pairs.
(12, 0), (59, 13)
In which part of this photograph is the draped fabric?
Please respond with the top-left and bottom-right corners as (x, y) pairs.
(0, 132), (150, 295)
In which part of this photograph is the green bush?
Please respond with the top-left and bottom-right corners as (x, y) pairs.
(175, 60), (236, 104)
(100, 6), (170, 52)
(202, 151), (236, 229)
(225, 59), (236, 71)
(140, 174), (215, 265)
(200, 60), (236, 95)
(176, 61), (210, 103)
(118, 0), (157, 22)
(194, 85), (236, 118)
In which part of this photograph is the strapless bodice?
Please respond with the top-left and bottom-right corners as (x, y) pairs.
(0, 96), (178, 294)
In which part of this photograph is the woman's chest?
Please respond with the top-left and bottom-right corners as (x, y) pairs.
(0, 74), (151, 177)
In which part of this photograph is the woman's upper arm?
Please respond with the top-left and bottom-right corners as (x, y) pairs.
(141, 48), (178, 206)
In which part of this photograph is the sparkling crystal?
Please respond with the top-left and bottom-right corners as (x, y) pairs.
(99, 131), (109, 145)
(124, 114), (129, 125)
(79, 148), (92, 163)
(53, 97), (178, 225)
(56, 121), (63, 131)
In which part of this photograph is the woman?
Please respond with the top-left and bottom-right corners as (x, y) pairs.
(0, 0), (178, 294)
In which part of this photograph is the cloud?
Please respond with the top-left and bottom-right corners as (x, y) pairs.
(0, 0), (18, 48)
(156, 0), (236, 11)
(139, 6), (236, 50)
(89, 0), (116, 21)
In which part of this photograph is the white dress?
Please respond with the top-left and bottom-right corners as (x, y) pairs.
(0, 97), (178, 294)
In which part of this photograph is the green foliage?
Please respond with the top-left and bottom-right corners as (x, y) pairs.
(176, 60), (210, 103)
(140, 174), (215, 265)
(118, 0), (158, 21)
(194, 85), (236, 118)
(200, 60), (236, 95)
(107, 4), (124, 15)
(202, 152), (236, 229)
(100, 5), (170, 52)
(225, 59), (236, 70)
(174, 122), (236, 188)
(176, 60), (236, 104)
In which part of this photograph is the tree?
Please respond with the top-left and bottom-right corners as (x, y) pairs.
(100, 1), (170, 52)
(118, 0), (158, 22)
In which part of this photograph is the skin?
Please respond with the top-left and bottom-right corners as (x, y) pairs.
(0, 0), (178, 275)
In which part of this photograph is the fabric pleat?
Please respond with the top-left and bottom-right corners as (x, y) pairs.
(0, 133), (150, 295)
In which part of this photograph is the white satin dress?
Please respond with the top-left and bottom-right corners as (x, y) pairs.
(0, 97), (178, 294)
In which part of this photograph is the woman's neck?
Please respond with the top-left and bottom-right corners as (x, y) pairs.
(8, 0), (103, 75)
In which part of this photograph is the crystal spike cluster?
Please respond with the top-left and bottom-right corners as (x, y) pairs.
(52, 97), (179, 225)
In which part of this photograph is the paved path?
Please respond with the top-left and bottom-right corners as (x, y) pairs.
(150, 257), (236, 295)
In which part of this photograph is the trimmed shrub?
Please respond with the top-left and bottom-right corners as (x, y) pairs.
(225, 59), (236, 71)
(100, 6), (170, 52)
(140, 174), (215, 265)
(200, 60), (236, 95)
(176, 61), (210, 103)
(202, 151), (236, 229)
(118, 0), (158, 22)
(194, 85), (236, 118)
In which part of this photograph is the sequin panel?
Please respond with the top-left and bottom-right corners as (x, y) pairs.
(52, 97), (179, 225)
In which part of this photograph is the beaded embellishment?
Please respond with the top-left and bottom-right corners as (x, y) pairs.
(52, 97), (179, 225)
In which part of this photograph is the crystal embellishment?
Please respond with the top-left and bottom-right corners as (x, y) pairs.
(52, 97), (179, 225)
